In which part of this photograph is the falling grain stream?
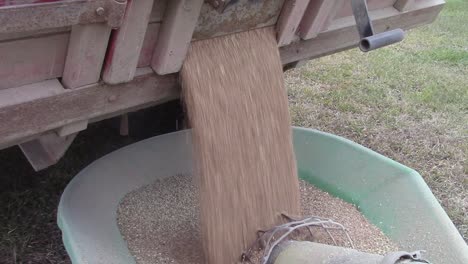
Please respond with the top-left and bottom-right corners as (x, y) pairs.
(118, 27), (399, 264)
(181, 27), (302, 263)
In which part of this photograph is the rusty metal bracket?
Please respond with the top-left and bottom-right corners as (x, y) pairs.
(0, 0), (127, 34)
(351, 0), (405, 52)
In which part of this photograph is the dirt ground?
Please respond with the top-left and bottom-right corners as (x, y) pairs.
(0, 1), (466, 263)
(0, 102), (183, 263)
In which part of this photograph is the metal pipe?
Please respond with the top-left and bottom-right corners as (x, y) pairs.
(270, 241), (428, 264)
(359, 29), (405, 52)
(351, 0), (406, 52)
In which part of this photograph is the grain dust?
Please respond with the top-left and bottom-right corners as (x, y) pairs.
(117, 175), (398, 264)
(180, 27), (301, 264)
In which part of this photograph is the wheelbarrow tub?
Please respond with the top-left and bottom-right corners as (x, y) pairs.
(57, 127), (467, 264)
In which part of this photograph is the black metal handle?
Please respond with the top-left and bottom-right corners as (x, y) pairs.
(351, 0), (405, 52)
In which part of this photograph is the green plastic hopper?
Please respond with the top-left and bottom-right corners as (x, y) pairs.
(58, 128), (468, 263)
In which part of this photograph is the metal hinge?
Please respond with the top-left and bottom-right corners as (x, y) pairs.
(351, 0), (405, 52)
(0, 0), (128, 34)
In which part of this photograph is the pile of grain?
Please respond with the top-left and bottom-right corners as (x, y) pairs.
(180, 27), (301, 264)
(117, 175), (398, 264)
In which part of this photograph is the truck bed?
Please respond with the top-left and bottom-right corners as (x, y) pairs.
(0, 0), (445, 169)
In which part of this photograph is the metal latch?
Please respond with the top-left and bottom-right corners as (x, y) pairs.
(351, 0), (405, 52)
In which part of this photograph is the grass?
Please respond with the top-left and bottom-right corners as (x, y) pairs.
(286, 0), (467, 241)
(0, 1), (466, 263)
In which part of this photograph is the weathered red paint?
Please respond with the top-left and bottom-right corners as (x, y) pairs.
(102, 0), (133, 73)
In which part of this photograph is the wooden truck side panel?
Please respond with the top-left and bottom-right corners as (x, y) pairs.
(0, 0), (445, 170)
